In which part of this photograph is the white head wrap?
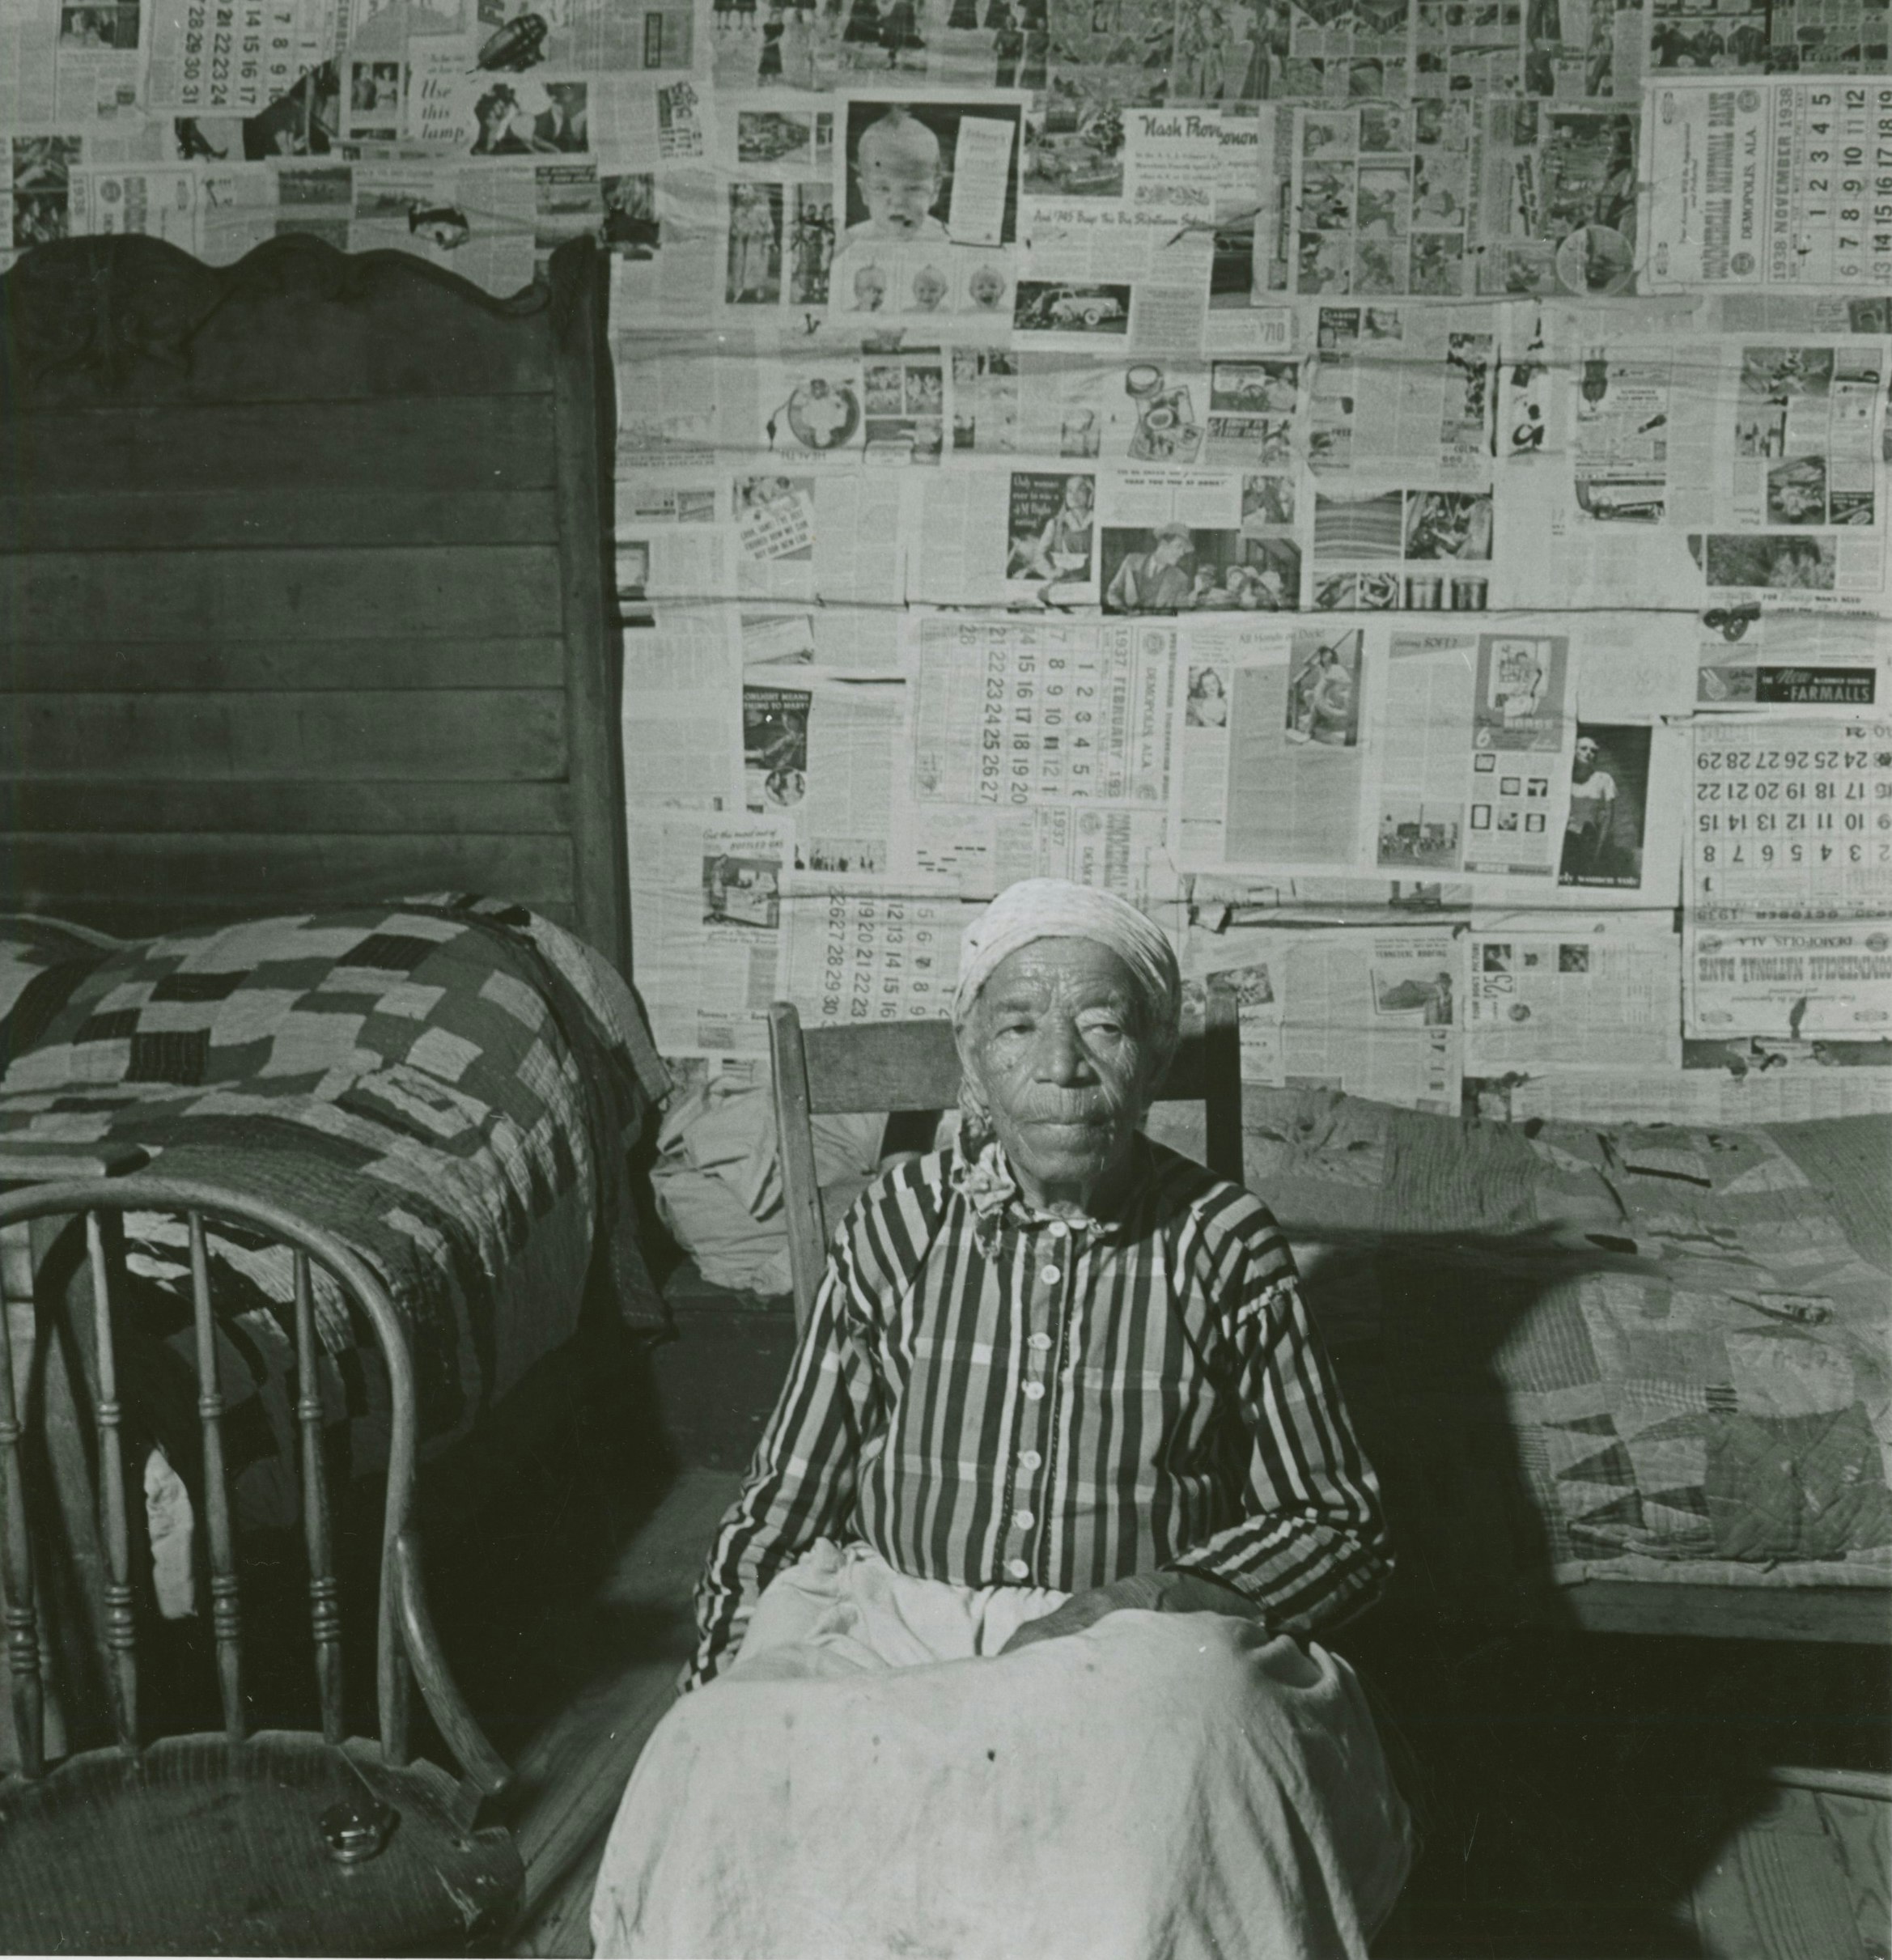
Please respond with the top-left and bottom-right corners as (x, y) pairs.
(952, 879), (1181, 1043)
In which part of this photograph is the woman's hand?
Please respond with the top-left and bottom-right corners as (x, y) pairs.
(999, 1570), (1254, 1655)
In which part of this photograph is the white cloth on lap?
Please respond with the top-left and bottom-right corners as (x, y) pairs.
(591, 1541), (1413, 1960)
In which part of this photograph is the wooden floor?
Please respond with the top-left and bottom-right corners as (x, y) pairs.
(1688, 1784), (1889, 1960)
(500, 1466), (739, 1958)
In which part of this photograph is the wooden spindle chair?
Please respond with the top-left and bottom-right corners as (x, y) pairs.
(0, 1176), (523, 1955)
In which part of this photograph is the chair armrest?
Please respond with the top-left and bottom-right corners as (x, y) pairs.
(0, 1143), (152, 1186)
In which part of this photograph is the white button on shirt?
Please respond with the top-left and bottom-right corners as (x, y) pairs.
(1040, 1266), (1062, 1286)
(1028, 1332), (1051, 1351)
(1022, 1381), (1045, 1401)
(1019, 1450), (1041, 1470)
(1048, 1220), (1068, 1237)
(1013, 1508), (1034, 1529)
(1006, 1559), (1030, 1580)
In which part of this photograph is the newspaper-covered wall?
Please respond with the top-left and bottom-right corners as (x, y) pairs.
(8, 0), (1890, 1117)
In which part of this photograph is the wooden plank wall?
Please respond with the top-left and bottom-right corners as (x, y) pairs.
(0, 235), (629, 970)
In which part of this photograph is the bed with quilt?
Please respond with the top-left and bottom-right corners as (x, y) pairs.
(0, 896), (668, 1758)
(1150, 1084), (1892, 1644)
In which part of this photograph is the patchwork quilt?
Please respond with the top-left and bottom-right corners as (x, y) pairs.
(1149, 1088), (1892, 1597)
(0, 897), (669, 1530)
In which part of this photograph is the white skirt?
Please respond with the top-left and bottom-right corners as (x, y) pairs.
(592, 1540), (1413, 1960)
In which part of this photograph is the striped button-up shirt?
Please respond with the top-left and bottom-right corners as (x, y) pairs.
(688, 1135), (1390, 1687)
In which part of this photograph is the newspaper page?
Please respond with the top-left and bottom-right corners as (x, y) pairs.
(1098, 466), (1300, 613)
(2, 0), (145, 127)
(1370, 624), (1576, 884)
(1308, 303), (1494, 483)
(609, 167), (723, 320)
(1563, 327), (1892, 607)
(732, 468), (908, 660)
(7, 127), (174, 268)
(1283, 98), (1639, 303)
(741, 674), (906, 876)
(1645, 76), (1892, 292)
(621, 606), (745, 812)
(1686, 918), (1892, 1037)
(1555, 716), (1685, 909)
(1465, 919), (1684, 1075)
(1269, 929), (1463, 1113)
(907, 468), (1006, 605)
(779, 877), (965, 1027)
(714, 94), (842, 325)
(1509, 296), (1707, 606)
(615, 333), (719, 473)
(343, 159), (537, 291)
(68, 161), (200, 244)
(810, 473), (906, 665)
(1180, 924), (1286, 1086)
(1016, 182), (1213, 360)
(1689, 715), (1892, 921)
(819, 90), (1028, 331)
(1177, 616), (1367, 871)
(1310, 478), (1495, 616)
(909, 613), (1175, 809)
(628, 814), (789, 1056)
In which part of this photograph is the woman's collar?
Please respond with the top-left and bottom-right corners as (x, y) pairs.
(947, 1131), (1147, 1248)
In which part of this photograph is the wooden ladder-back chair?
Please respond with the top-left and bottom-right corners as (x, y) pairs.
(0, 1175), (523, 1955)
(769, 975), (1245, 1330)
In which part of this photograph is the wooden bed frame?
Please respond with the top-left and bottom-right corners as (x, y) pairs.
(0, 231), (628, 966)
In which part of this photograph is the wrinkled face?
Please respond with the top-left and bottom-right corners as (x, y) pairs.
(958, 938), (1160, 1207)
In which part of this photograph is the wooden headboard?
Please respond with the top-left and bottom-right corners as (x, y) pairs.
(0, 233), (630, 975)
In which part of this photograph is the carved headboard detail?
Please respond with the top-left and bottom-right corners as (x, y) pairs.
(0, 234), (629, 972)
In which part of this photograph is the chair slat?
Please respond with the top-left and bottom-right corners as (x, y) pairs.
(186, 1212), (244, 1743)
(83, 1211), (138, 1752)
(293, 1252), (344, 1745)
(769, 1006), (832, 1335)
(799, 1020), (962, 1117)
(1202, 975), (1245, 1186)
(0, 1262), (45, 1778)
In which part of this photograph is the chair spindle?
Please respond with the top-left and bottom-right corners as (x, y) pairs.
(0, 1262), (45, 1778)
(186, 1212), (244, 1743)
(83, 1211), (138, 1752)
(292, 1252), (344, 1745)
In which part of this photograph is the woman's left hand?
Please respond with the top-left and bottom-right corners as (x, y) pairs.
(999, 1571), (1254, 1654)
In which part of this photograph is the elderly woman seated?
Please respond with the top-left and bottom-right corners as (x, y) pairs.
(592, 880), (1412, 1959)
